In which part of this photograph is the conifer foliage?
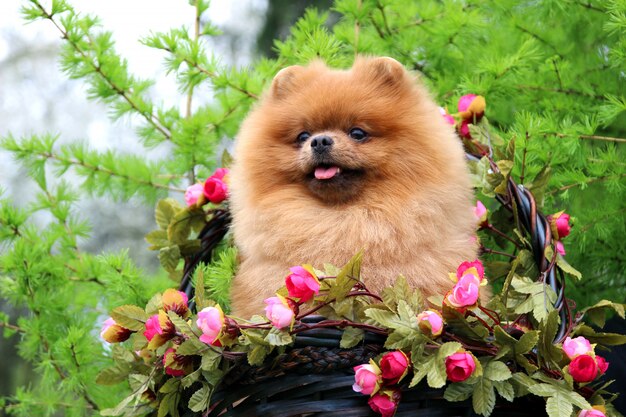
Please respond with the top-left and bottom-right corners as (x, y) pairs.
(1, 0), (624, 415)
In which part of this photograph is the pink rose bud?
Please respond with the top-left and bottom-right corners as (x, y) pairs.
(352, 363), (381, 396)
(474, 201), (488, 227)
(184, 183), (204, 207)
(445, 351), (477, 382)
(203, 168), (230, 204)
(596, 355), (609, 375)
(143, 314), (162, 342)
(456, 260), (485, 281)
(568, 354), (599, 383)
(197, 305), (225, 346)
(556, 240), (566, 256)
(162, 347), (186, 377)
(578, 409), (607, 417)
(459, 119), (471, 139)
(458, 94), (486, 121)
(417, 310), (444, 337)
(264, 296), (295, 329)
(562, 336), (593, 359)
(439, 107), (455, 125)
(445, 274), (481, 309)
(368, 390), (401, 417)
(548, 211), (571, 240)
(380, 351), (410, 384)
(285, 266), (320, 302)
(100, 317), (132, 343)
(162, 289), (190, 318)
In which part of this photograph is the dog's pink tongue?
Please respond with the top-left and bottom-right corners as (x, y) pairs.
(314, 166), (339, 180)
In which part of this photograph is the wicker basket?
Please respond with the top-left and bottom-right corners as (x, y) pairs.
(176, 151), (566, 416)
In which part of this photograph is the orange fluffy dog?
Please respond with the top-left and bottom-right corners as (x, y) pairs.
(229, 57), (476, 318)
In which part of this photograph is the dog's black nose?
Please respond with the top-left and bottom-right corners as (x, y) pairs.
(310, 135), (333, 153)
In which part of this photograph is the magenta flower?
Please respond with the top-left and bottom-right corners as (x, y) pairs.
(162, 289), (190, 318)
(203, 168), (229, 204)
(548, 211), (571, 240)
(184, 183), (204, 207)
(445, 351), (477, 382)
(143, 314), (162, 341)
(264, 296), (295, 329)
(562, 336), (593, 359)
(368, 390), (401, 417)
(417, 310), (444, 337)
(459, 119), (471, 139)
(353, 363), (381, 395)
(446, 274), (481, 309)
(473, 200), (488, 227)
(596, 355), (609, 375)
(379, 351), (410, 384)
(579, 410), (606, 417)
(556, 241), (566, 256)
(196, 305), (225, 347)
(162, 347), (186, 377)
(568, 354), (599, 383)
(285, 266), (320, 302)
(457, 94), (486, 121)
(456, 260), (485, 281)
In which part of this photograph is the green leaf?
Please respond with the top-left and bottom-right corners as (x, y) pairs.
(409, 357), (431, 388)
(537, 310), (563, 366)
(188, 383), (211, 412)
(159, 245), (181, 272)
(145, 229), (170, 249)
(573, 324), (626, 346)
(515, 330), (539, 354)
(167, 311), (195, 337)
(580, 300), (625, 328)
(384, 330), (414, 350)
(473, 377), (496, 417)
(329, 250), (362, 301)
(176, 338), (207, 356)
(340, 326), (364, 348)
(181, 367), (201, 389)
(111, 304), (148, 331)
(159, 378), (181, 394)
(167, 208), (198, 244)
(493, 380), (515, 402)
(155, 198), (182, 230)
(556, 254), (582, 280)
(96, 365), (130, 385)
(247, 345), (268, 366)
(545, 393), (573, 417)
(444, 383), (474, 402)
(200, 349), (222, 371)
(265, 327), (293, 346)
(484, 360), (512, 382)
(365, 308), (398, 328)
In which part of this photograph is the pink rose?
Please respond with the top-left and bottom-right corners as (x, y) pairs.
(474, 201), (488, 227)
(548, 211), (571, 240)
(162, 289), (190, 318)
(457, 94), (486, 121)
(578, 409), (606, 417)
(143, 314), (162, 341)
(445, 351), (477, 382)
(562, 336), (593, 359)
(203, 168), (229, 204)
(162, 347), (186, 377)
(456, 260), (485, 281)
(556, 241), (566, 256)
(417, 310), (444, 337)
(197, 305), (225, 346)
(264, 296), (295, 329)
(459, 120), (471, 139)
(285, 266), (320, 302)
(368, 390), (400, 417)
(353, 363), (381, 396)
(380, 351), (410, 384)
(184, 183), (204, 207)
(439, 107), (455, 125)
(596, 355), (609, 375)
(446, 274), (481, 309)
(100, 317), (132, 343)
(568, 354), (598, 383)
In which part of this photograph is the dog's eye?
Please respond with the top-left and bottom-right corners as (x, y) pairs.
(349, 127), (368, 141)
(297, 131), (311, 143)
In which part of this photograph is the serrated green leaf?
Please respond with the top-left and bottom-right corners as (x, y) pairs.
(340, 326), (364, 348)
(176, 338), (206, 356)
(438, 342), (463, 359)
(159, 378), (181, 394)
(111, 305), (148, 331)
(167, 311), (195, 337)
(515, 330), (539, 354)
(329, 251), (362, 301)
(397, 299), (416, 322)
(473, 377), (496, 417)
(159, 245), (181, 272)
(145, 229), (170, 249)
(538, 310), (562, 365)
(574, 324), (626, 346)
(493, 380), (515, 402)
(444, 383), (474, 402)
(365, 308), (398, 328)
(200, 349), (221, 371)
(427, 357), (448, 388)
(96, 365), (131, 385)
(188, 383), (210, 412)
(545, 393), (573, 417)
(181, 367), (201, 389)
(384, 330), (414, 349)
(484, 360), (512, 382)
(247, 345), (268, 366)
(156, 198), (182, 230)
(265, 327), (293, 346)
(580, 300), (625, 328)
(409, 357), (431, 388)
(167, 208), (199, 244)
(145, 293), (163, 315)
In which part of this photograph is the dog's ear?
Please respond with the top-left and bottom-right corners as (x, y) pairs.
(271, 65), (303, 99)
(357, 56), (406, 85)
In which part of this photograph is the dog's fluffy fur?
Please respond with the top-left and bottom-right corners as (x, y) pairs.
(229, 57), (477, 318)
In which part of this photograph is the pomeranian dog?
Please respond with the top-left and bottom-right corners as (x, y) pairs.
(228, 57), (477, 318)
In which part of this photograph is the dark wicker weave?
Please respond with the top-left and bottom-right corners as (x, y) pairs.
(178, 152), (561, 416)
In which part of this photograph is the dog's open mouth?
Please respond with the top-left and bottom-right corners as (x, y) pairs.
(309, 164), (364, 181)
(314, 165), (341, 180)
